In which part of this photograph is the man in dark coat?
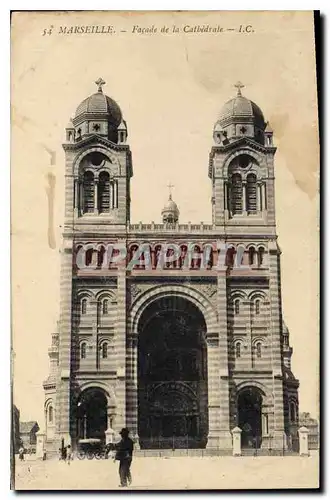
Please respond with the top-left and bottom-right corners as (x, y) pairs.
(115, 428), (134, 487)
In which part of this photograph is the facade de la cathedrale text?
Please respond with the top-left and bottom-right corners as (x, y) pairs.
(43, 79), (299, 455)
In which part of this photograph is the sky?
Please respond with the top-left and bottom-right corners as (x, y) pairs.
(11, 11), (319, 426)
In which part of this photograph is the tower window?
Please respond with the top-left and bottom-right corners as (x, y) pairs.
(249, 247), (256, 266)
(246, 173), (257, 214)
(80, 342), (87, 359)
(83, 171), (94, 213)
(81, 298), (87, 315)
(102, 342), (108, 359)
(256, 342), (262, 358)
(98, 172), (110, 213)
(234, 299), (240, 315)
(258, 247), (265, 266)
(102, 299), (109, 315)
(235, 342), (241, 358)
(255, 299), (260, 315)
(230, 174), (243, 215)
(48, 406), (53, 423)
(290, 402), (296, 422)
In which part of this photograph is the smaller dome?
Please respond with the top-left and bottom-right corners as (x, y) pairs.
(163, 196), (179, 212)
(161, 194), (179, 223)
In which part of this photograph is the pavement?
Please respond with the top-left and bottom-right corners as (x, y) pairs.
(13, 453), (319, 490)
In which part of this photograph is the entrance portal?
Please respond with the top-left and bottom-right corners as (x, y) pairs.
(138, 295), (208, 449)
(76, 388), (108, 442)
(237, 388), (262, 448)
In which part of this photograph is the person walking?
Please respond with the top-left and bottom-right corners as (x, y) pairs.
(115, 428), (134, 487)
(18, 446), (24, 461)
(66, 445), (72, 465)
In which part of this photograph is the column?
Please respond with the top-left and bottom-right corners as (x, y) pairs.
(242, 183), (246, 214)
(79, 180), (83, 214)
(94, 180), (99, 215)
(268, 245), (286, 448)
(126, 336), (140, 447)
(113, 181), (118, 208)
(257, 183), (262, 212)
(263, 183), (267, 211)
(57, 239), (73, 447)
(209, 270), (232, 449)
(74, 179), (78, 216)
(114, 254), (127, 432)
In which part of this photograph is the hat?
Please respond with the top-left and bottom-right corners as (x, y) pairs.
(119, 427), (129, 436)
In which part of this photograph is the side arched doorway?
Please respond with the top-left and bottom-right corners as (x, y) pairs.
(76, 388), (108, 443)
(237, 387), (263, 448)
(138, 295), (208, 449)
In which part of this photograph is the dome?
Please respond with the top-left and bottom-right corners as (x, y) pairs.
(161, 194), (179, 223)
(218, 95), (265, 126)
(74, 78), (122, 127)
(163, 197), (179, 213)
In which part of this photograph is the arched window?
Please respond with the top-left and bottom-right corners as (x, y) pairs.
(258, 247), (265, 267)
(226, 247), (236, 268)
(249, 247), (256, 266)
(102, 299), (109, 315)
(102, 342), (108, 359)
(235, 342), (241, 358)
(255, 299), (260, 315)
(80, 342), (87, 359)
(246, 173), (257, 214)
(230, 174), (243, 215)
(290, 402), (296, 422)
(234, 299), (240, 315)
(81, 298), (87, 315)
(98, 172), (110, 213)
(256, 342), (262, 358)
(97, 246), (106, 268)
(85, 248), (93, 267)
(83, 171), (94, 213)
(48, 405), (53, 423)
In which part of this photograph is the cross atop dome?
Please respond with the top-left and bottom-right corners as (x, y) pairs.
(234, 81), (245, 97)
(167, 182), (174, 200)
(95, 77), (106, 93)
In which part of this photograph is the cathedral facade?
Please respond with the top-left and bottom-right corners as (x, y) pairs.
(43, 79), (299, 453)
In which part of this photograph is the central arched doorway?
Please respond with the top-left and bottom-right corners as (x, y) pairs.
(237, 387), (263, 448)
(138, 295), (208, 449)
(76, 388), (108, 443)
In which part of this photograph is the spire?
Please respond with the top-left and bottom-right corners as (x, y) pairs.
(234, 80), (245, 97)
(95, 77), (106, 93)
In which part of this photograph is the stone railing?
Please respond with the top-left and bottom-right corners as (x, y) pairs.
(129, 223), (216, 232)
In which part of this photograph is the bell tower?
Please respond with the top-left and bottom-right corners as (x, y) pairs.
(209, 82), (276, 232)
(208, 83), (299, 450)
(63, 78), (133, 226)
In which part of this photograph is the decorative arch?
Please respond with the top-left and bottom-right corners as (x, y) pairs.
(95, 290), (116, 302)
(73, 147), (119, 176)
(129, 284), (218, 336)
(222, 149), (264, 178)
(235, 380), (271, 402)
(248, 290), (268, 301)
(230, 290), (247, 300)
(77, 381), (116, 407)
